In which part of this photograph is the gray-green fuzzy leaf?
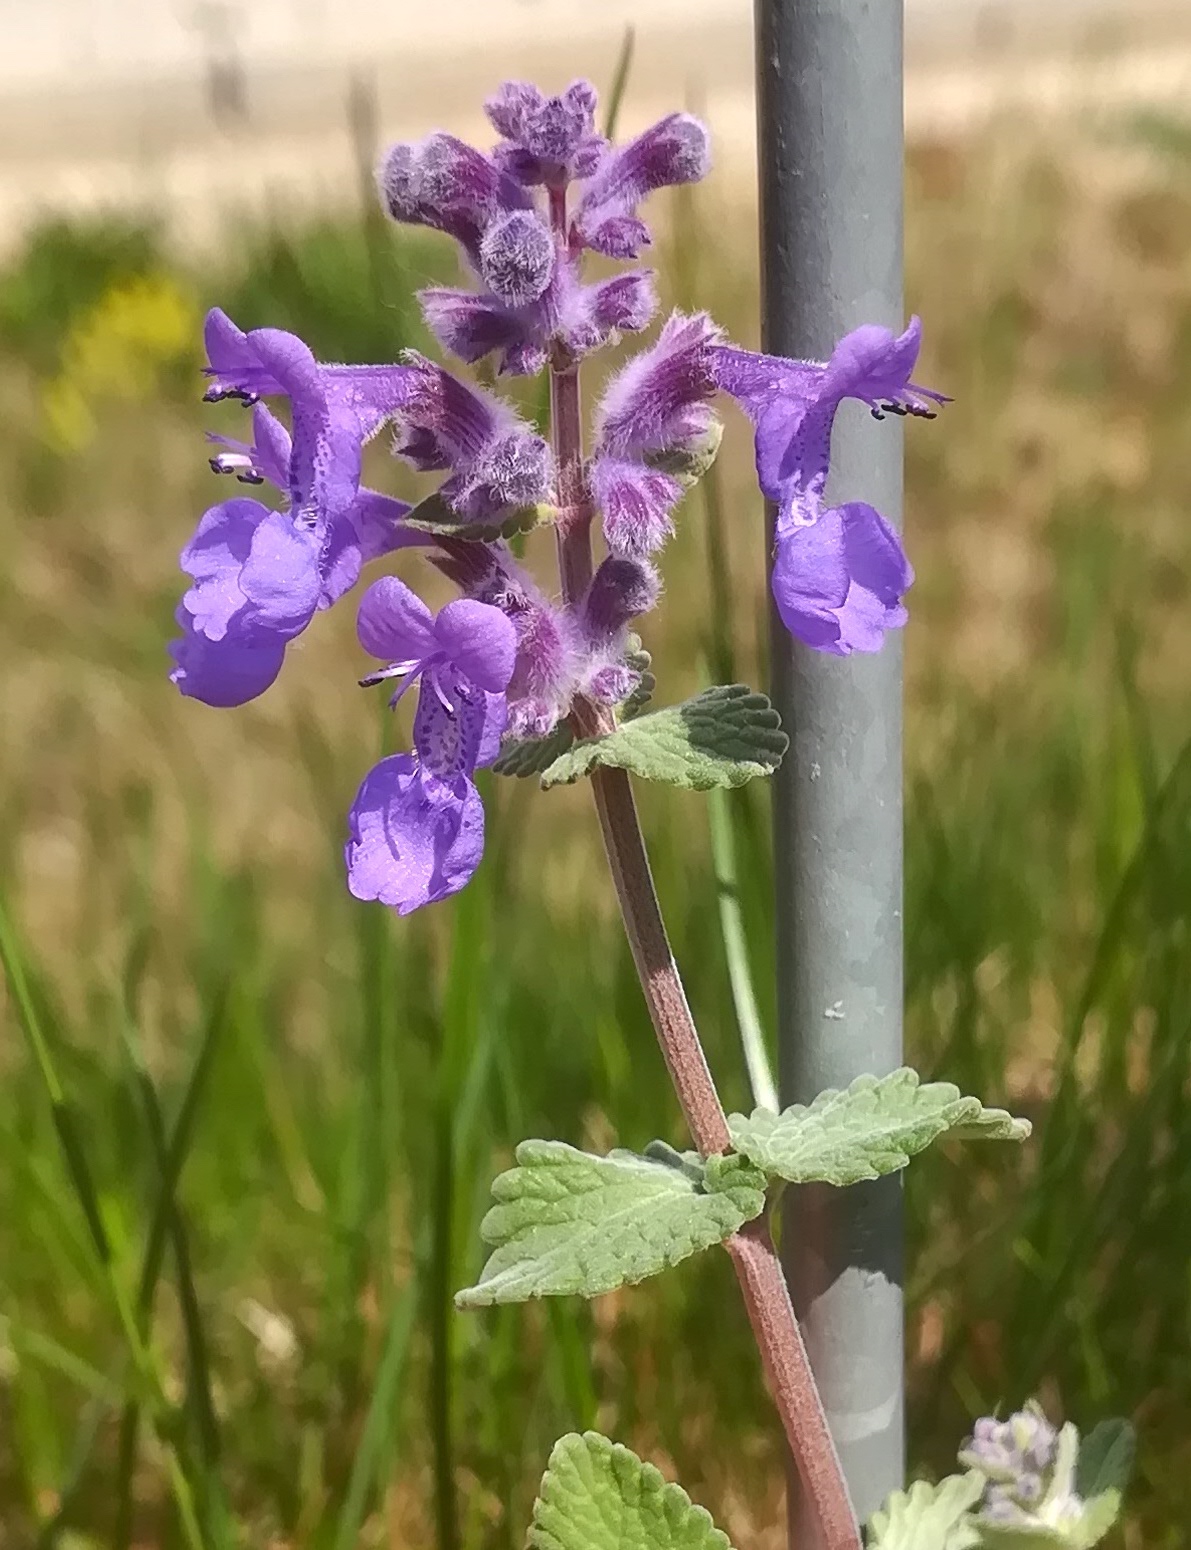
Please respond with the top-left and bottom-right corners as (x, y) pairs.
(729, 1068), (1031, 1187)
(529, 1432), (735, 1550)
(455, 1141), (766, 1308)
(492, 722), (575, 778)
(540, 684), (788, 791)
(972, 1494), (1121, 1550)
(402, 488), (555, 543)
(867, 1472), (985, 1550)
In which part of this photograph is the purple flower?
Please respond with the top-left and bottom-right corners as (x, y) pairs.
(171, 391), (421, 708)
(713, 317), (946, 655)
(485, 79), (606, 187)
(590, 311), (722, 556)
(377, 133), (555, 308)
(420, 259), (656, 377)
(431, 539), (580, 737)
(391, 356), (554, 520)
(574, 113), (710, 259)
(346, 577), (516, 913)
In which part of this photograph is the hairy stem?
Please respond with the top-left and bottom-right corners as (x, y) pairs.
(545, 189), (860, 1550)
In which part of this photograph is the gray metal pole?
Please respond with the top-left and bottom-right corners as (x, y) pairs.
(754, 0), (906, 1536)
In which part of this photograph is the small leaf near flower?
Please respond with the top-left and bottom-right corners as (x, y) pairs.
(540, 684), (787, 791)
(402, 488), (556, 542)
(455, 1140), (766, 1308)
(621, 635), (655, 719)
(867, 1472), (985, 1550)
(529, 1432), (736, 1550)
(728, 1068), (1030, 1188)
(1075, 1419), (1135, 1501)
(493, 722), (575, 777)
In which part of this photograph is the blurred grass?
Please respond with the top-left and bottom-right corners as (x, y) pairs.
(1, 109), (1191, 1549)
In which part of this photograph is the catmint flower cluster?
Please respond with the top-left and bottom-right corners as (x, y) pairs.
(169, 76), (942, 913)
(960, 1405), (1085, 1532)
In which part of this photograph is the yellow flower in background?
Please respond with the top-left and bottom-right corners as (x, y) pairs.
(42, 273), (199, 452)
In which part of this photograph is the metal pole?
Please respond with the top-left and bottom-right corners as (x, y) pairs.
(754, 0), (906, 1536)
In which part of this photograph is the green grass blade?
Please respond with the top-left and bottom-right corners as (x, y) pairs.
(332, 1284), (418, 1550)
(602, 26), (635, 141)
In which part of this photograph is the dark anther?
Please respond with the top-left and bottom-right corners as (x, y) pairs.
(203, 386), (259, 406)
(236, 471), (266, 485)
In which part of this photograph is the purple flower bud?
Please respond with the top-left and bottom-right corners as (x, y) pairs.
(575, 113), (711, 258)
(377, 132), (534, 274)
(588, 312), (722, 557)
(583, 557), (661, 642)
(486, 78), (606, 186)
(595, 311), (721, 459)
(419, 258), (655, 378)
(449, 429), (552, 519)
(478, 210), (555, 307)
(391, 357), (554, 519)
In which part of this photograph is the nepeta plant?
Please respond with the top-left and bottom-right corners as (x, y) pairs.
(169, 77), (1133, 1550)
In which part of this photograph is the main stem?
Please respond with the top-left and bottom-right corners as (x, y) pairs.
(546, 191), (861, 1550)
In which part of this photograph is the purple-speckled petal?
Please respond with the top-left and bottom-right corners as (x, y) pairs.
(345, 754), (484, 914)
(413, 666), (493, 779)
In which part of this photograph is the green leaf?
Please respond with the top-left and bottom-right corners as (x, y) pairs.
(621, 636), (655, 720)
(492, 722), (575, 778)
(867, 1471), (985, 1549)
(729, 1069), (1030, 1187)
(540, 685), (788, 791)
(1076, 1419), (1135, 1499)
(402, 488), (555, 543)
(455, 1141), (766, 1308)
(529, 1432), (735, 1550)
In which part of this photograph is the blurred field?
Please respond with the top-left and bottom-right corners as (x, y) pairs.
(1, 92), (1191, 1550)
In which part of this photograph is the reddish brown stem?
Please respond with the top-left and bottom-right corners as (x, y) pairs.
(545, 185), (861, 1550)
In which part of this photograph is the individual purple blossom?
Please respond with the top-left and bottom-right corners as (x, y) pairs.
(346, 577), (516, 914)
(377, 133), (555, 308)
(391, 356), (554, 520)
(713, 316), (946, 655)
(590, 311), (722, 556)
(171, 389), (420, 708)
(485, 79), (606, 187)
(574, 112), (711, 259)
(419, 258), (657, 377)
(431, 539), (581, 737)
